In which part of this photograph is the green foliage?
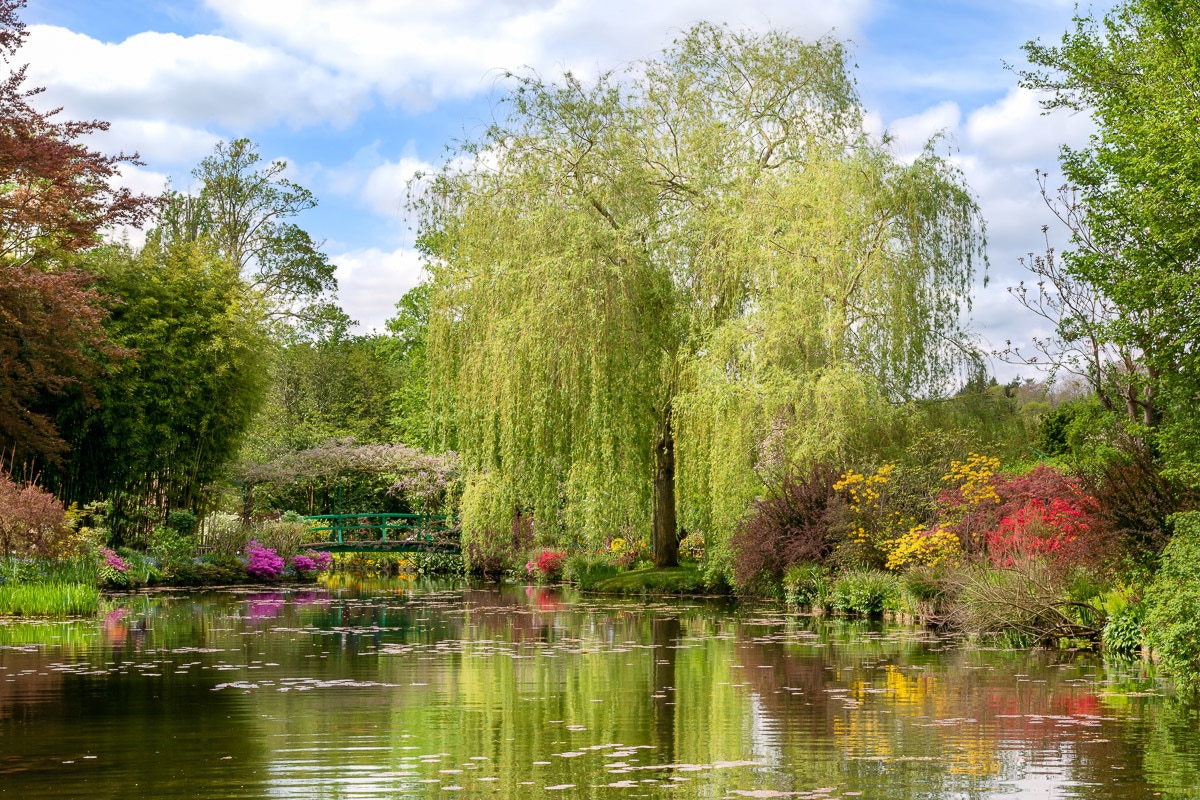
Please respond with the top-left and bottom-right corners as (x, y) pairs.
(56, 240), (270, 531)
(422, 24), (984, 571)
(198, 512), (247, 557)
(162, 138), (341, 332)
(249, 520), (311, 560)
(563, 552), (620, 590)
(1145, 511), (1200, 691)
(149, 526), (196, 578)
(166, 510), (197, 536)
(1022, 1), (1200, 482)
(241, 334), (408, 459)
(588, 565), (717, 596)
(830, 569), (901, 616)
(1100, 590), (1146, 655)
(782, 563), (830, 609)
(383, 283), (432, 449)
(0, 582), (99, 616)
(405, 551), (464, 576)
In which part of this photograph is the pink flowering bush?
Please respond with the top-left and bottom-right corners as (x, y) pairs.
(245, 541), (285, 580)
(290, 549), (333, 575)
(98, 546), (129, 586)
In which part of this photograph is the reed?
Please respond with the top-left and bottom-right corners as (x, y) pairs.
(0, 582), (100, 617)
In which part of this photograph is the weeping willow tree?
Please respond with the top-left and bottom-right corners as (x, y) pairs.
(416, 23), (985, 572)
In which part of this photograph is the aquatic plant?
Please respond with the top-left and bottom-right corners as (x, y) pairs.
(782, 562), (829, 609)
(0, 581), (99, 616)
(830, 569), (901, 616)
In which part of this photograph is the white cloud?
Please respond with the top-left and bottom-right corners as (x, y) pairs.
(333, 246), (427, 331)
(86, 119), (223, 168)
(207, 0), (872, 108)
(361, 157), (436, 220)
(884, 101), (962, 161)
(23, 24), (365, 131)
(965, 86), (1092, 162)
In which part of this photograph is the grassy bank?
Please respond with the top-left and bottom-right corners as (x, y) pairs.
(0, 582), (100, 617)
(587, 565), (724, 596)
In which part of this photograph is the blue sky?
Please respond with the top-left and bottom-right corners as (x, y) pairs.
(21, 0), (1109, 378)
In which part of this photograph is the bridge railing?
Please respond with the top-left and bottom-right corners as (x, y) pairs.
(302, 513), (459, 549)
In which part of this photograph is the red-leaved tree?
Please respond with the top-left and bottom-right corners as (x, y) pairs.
(0, 0), (155, 464)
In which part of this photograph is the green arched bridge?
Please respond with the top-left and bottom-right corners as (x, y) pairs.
(303, 513), (460, 553)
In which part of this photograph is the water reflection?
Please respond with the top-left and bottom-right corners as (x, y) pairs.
(0, 582), (1198, 798)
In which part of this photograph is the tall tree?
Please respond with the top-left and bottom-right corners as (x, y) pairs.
(0, 0), (154, 464)
(161, 138), (341, 332)
(1022, 0), (1200, 479)
(57, 238), (270, 524)
(417, 24), (984, 572)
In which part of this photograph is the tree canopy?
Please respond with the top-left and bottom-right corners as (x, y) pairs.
(0, 0), (154, 465)
(160, 138), (342, 333)
(1022, 0), (1200, 479)
(416, 23), (985, 575)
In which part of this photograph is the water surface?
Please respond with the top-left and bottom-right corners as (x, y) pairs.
(2, 580), (1199, 798)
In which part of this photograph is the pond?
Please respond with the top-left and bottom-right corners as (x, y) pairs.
(1, 580), (1198, 799)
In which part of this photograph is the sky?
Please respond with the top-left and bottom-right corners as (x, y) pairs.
(20, 0), (1109, 381)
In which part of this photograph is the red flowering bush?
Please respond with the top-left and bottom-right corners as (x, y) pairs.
(526, 549), (566, 581)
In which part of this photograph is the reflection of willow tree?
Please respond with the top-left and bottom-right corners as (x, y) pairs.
(652, 614), (680, 765)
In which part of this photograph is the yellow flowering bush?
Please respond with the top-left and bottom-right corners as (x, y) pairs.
(884, 526), (963, 570)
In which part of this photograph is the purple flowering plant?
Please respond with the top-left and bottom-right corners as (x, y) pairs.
(290, 549), (332, 575)
(245, 541), (285, 580)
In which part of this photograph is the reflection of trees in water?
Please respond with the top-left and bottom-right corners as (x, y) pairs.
(730, 620), (1182, 799)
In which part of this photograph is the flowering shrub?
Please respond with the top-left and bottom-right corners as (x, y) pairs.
(884, 526), (962, 570)
(678, 531), (705, 562)
(987, 497), (1091, 567)
(98, 547), (130, 586)
(526, 549), (567, 580)
(290, 549), (333, 575)
(0, 470), (69, 558)
(245, 541), (285, 580)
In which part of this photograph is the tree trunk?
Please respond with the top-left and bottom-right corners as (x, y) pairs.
(653, 410), (678, 568)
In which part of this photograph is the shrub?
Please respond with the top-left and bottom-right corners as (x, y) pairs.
(149, 526), (196, 578)
(0, 470), (69, 558)
(945, 558), (1102, 642)
(250, 519), (310, 560)
(1100, 590), (1145, 655)
(406, 551), (464, 576)
(884, 526), (962, 570)
(98, 547), (130, 587)
(782, 563), (829, 609)
(902, 564), (954, 622)
(678, 531), (705, 562)
(245, 541), (285, 580)
(830, 569), (900, 616)
(198, 512), (247, 557)
(464, 512), (536, 576)
(526, 549), (567, 582)
(564, 552), (619, 590)
(1145, 511), (1200, 691)
(731, 463), (840, 592)
(290, 550), (333, 575)
(166, 510), (198, 536)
